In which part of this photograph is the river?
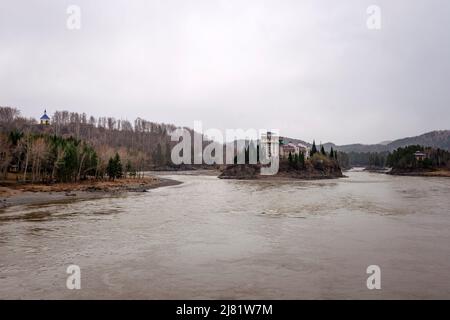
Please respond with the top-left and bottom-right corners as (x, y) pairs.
(1, 170), (449, 299)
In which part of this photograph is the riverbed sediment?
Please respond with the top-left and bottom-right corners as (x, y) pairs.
(0, 177), (182, 209)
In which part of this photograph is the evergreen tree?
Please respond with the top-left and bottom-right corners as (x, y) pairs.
(244, 146), (249, 164)
(329, 146), (334, 158)
(256, 144), (260, 163)
(107, 153), (123, 180)
(114, 152), (123, 178)
(88, 150), (98, 177)
(320, 145), (326, 155)
(299, 152), (305, 169)
(293, 153), (299, 169)
(106, 157), (115, 180)
(311, 140), (317, 156)
(60, 141), (78, 182)
(8, 130), (23, 146)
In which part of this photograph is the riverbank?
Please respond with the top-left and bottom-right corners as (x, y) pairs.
(218, 163), (344, 180)
(388, 168), (450, 177)
(0, 177), (182, 209)
(363, 167), (390, 173)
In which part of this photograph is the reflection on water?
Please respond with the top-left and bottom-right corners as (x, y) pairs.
(0, 171), (450, 299)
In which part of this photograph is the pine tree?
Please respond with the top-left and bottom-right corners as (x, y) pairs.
(299, 152), (305, 169)
(61, 141), (78, 182)
(293, 153), (299, 169)
(245, 146), (249, 164)
(320, 145), (326, 155)
(256, 144), (260, 163)
(329, 146), (334, 158)
(114, 153), (123, 178)
(311, 140), (317, 156)
(8, 130), (23, 146)
(106, 157), (115, 180)
(107, 153), (123, 180)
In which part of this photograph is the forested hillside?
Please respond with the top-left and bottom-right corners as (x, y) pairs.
(0, 106), (182, 182)
(387, 145), (450, 173)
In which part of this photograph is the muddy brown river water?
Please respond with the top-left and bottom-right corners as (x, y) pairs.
(0, 170), (449, 299)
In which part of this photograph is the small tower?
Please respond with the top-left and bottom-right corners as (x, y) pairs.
(40, 109), (50, 125)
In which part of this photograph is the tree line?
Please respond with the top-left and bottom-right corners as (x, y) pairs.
(386, 145), (450, 170)
(0, 106), (178, 182)
(0, 129), (146, 182)
(0, 106), (177, 170)
(344, 151), (388, 168)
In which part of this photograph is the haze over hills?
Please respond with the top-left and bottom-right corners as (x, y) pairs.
(282, 130), (450, 153)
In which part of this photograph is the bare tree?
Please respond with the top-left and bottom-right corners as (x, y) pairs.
(30, 137), (47, 182)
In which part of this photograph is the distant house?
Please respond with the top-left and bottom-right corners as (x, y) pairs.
(260, 132), (311, 160)
(40, 110), (50, 125)
(279, 139), (311, 159)
(414, 151), (426, 161)
(297, 143), (310, 159)
(280, 142), (297, 158)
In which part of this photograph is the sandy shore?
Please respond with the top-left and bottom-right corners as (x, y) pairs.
(0, 177), (182, 209)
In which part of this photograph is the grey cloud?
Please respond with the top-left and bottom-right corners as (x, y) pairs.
(1, 0), (449, 144)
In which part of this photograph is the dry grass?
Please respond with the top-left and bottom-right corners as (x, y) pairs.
(0, 187), (20, 197)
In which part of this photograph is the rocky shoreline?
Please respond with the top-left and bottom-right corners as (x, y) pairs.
(218, 163), (344, 180)
(387, 168), (450, 177)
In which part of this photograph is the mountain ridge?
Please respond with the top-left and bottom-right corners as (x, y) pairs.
(281, 130), (450, 153)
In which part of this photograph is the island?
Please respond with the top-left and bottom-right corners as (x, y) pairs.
(386, 145), (450, 177)
(219, 139), (344, 180)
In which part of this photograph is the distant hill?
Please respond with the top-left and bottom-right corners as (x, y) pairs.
(325, 143), (389, 153)
(283, 130), (450, 153)
(386, 130), (450, 151)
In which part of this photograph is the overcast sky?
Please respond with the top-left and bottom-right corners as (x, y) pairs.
(1, 0), (449, 145)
